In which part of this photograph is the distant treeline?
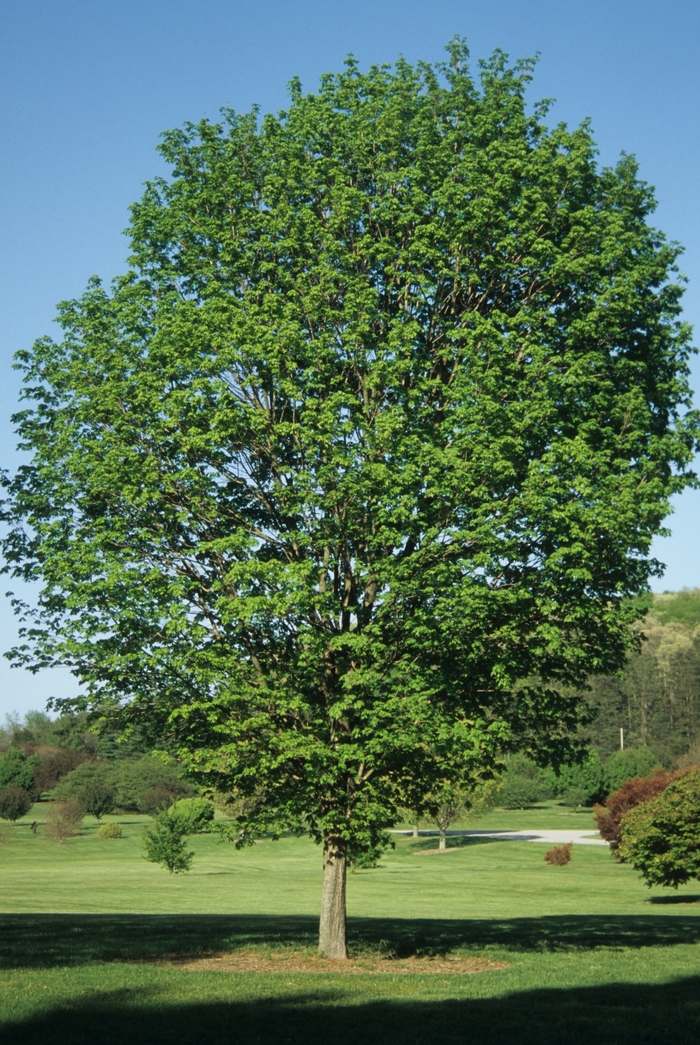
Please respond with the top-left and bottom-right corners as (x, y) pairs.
(585, 589), (700, 766)
(0, 710), (193, 811)
(0, 709), (150, 761)
(3, 590), (699, 806)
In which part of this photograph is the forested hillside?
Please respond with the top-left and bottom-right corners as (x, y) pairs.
(587, 590), (700, 765)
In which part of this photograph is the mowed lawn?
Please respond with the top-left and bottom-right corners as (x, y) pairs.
(1, 804), (699, 1044)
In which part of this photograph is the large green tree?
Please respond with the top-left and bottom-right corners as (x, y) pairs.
(2, 42), (697, 957)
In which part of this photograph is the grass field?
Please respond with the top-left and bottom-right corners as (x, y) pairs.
(1, 803), (699, 1043)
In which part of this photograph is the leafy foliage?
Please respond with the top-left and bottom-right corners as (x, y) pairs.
(51, 761), (113, 802)
(500, 755), (552, 808)
(604, 748), (660, 795)
(418, 777), (504, 847)
(2, 42), (698, 946)
(347, 832), (392, 870)
(0, 711), (56, 749)
(0, 749), (39, 794)
(143, 809), (195, 874)
(586, 597), (700, 764)
(618, 769), (700, 887)
(32, 749), (92, 794)
(0, 710), (101, 755)
(594, 770), (679, 854)
(51, 756), (192, 812)
(79, 780), (117, 820)
(545, 751), (606, 807)
(0, 785), (33, 822)
(44, 800), (84, 842)
(167, 797), (215, 832)
(97, 820), (123, 839)
(110, 756), (193, 812)
(544, 843), (573, 866)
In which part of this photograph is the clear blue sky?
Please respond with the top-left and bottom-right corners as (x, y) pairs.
(1, 0), (699, 717)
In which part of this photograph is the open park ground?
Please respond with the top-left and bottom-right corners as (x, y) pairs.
(1, 803), (699, 1044)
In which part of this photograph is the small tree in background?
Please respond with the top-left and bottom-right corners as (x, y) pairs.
(618, 769), (700, 887)
(33, 749), (91, 794)
(0, 786), (33, 824)
(80, 780), (116, 821)
(45, 800), (85, 843)
(138, 780), (193, 815)
(143, 808), (194, 874)
(420, 777), (503, 850)
(429, 788), (466, 852)
(51, 760), (113, 802)
(0, 749), (39, 796)
(594, 770), (680, 855)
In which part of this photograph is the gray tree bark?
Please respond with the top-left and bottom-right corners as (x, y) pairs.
(412, 824), (419, 839)
(439, 827), (447, 851)
(318, 835), (348, 959)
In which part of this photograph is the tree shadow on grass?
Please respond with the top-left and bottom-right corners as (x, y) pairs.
(2, 911), (700, 969)
(408, 834), (508, 853)
(647, 895), (700, 905)
(2, 977), (700, 1045)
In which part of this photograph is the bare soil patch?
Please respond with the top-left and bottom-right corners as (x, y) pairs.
(169, 950), (509, 975)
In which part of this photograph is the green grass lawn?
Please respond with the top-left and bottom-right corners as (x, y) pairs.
(1, 803), (699, 1043)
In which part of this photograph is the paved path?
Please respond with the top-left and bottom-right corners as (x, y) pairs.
(392, 829), (606, 846)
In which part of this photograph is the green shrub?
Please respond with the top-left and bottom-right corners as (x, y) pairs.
(500, 755), (552, 809)
(168, 797), (214, 832)
(113, 756), (193, 812)
(97, 820), (123, 839)
(604, 748), (659, 795)
(618, 768), (700, 887)
(52, 754), (193, 813)
(143, 808), (194, 874)
(51, 760), (113, 801)
(138, 785), (177, 814)
(545, 751), (606, 807)
(0, 785), (33, 823)
(0, 749), (40, 794)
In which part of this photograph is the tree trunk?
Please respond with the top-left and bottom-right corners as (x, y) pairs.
(319, 835), (348, 959)
(412, 824), (419, 839)
(439, 827), (446, 851)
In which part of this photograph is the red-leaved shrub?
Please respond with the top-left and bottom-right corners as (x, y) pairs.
(544, 843), (572, 866)
(594, 770), (683, 855)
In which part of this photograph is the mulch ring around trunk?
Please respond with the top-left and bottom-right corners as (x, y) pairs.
(167, 951), (509, 975)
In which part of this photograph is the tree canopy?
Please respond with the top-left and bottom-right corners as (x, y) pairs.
(618, 769), (700, 887)
(2, 40), (697, 956)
